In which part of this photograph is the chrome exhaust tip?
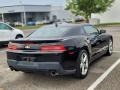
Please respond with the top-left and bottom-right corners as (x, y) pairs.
(50, 71), (59, 77)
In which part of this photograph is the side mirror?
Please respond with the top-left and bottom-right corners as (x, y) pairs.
(99, 30), (106, 34)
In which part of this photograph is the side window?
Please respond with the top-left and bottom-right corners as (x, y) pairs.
(83, 25), (99, 35)
(80, 28), (86, 35)
(65, 27), (85, 36)
(0, 23), (12, 30)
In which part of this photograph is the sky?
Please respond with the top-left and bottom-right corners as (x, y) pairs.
(0, 0), (66, 6)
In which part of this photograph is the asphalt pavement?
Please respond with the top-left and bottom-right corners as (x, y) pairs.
(0, 27), (120, 90)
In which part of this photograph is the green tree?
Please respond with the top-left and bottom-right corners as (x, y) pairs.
(66, 0), (115, 22)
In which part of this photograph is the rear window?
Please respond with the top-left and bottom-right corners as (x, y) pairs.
(29, 25), (81, 38)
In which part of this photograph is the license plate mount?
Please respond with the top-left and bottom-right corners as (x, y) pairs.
(21, 57), (36, 62)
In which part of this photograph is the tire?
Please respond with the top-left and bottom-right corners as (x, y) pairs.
(106, 39), (113, 56)
(15, 35), (23, 39)
(75, 49), (89, 79)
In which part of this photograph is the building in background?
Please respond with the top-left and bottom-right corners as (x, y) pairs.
(51, 6), (74, 21)
(0, 5), (74, 26)
(0, 0), (119, 25)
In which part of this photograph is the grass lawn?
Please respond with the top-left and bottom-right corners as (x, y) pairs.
(95, 22), (120, 27)
(15, 24), (44, 30)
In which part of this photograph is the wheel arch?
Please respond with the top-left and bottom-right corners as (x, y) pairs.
(15, 34), (24, 39)
(80, 46), (91, 60)
(110, 36), (113, 42)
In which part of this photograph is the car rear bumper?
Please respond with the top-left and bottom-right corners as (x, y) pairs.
(7, 50), (76, 75)
(7, 59), (76, 75)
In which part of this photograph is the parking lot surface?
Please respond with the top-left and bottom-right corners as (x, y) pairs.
(0, 27), (120, 90)
(96, 62), (120, 90)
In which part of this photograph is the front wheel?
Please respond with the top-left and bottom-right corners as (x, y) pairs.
(75, 50), (89, 79)
(106, 39), (113, 56)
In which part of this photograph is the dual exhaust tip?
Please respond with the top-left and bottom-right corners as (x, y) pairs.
(10, 67), (59, 76)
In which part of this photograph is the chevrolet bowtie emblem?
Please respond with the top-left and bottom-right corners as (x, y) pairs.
(25, 45), (30, 49)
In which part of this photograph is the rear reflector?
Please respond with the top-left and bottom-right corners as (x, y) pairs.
(8, 44), (17, 50)
(41, 45), (66, 52)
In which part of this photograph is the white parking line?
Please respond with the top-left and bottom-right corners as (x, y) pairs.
(87, 58), (120, 90)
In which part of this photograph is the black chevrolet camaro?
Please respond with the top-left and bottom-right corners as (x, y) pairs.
(7, 23), (113, 79)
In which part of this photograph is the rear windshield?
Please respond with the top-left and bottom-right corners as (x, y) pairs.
(29, 25), (81, 38)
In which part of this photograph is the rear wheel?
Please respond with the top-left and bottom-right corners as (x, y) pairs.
(15, 35), (23, 39)
(106, 39), (113, 56)
(75, 50), (89, 79)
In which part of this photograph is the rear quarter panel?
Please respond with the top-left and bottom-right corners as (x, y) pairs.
(62, 36), (92, 57)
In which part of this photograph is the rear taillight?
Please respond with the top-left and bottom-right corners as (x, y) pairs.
(41, 44), (66, 52)
(8, 44), (17, 50)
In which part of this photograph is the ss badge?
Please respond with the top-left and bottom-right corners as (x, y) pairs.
(25, 45), (30, 49)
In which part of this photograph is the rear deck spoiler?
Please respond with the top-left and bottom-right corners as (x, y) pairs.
(10, 39), (63, 44)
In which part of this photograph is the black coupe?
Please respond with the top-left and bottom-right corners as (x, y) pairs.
(7, 23), (113, 79)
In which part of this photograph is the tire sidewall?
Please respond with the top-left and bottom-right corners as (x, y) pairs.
(107, 39), (113, 56)
(75, 49), (89, 79)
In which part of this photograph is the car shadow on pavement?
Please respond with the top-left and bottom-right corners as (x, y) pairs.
(89, 55), (106, 67)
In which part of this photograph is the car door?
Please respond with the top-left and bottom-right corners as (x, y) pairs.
(83, 25), (107, 56)
(0, 23), (13, 41)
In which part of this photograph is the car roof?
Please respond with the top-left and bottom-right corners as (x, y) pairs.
(47, 23), (91, 28)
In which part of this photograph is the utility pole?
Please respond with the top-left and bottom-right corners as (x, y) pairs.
(1, 13), (4, 22)
(19, 0), (26, 26)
